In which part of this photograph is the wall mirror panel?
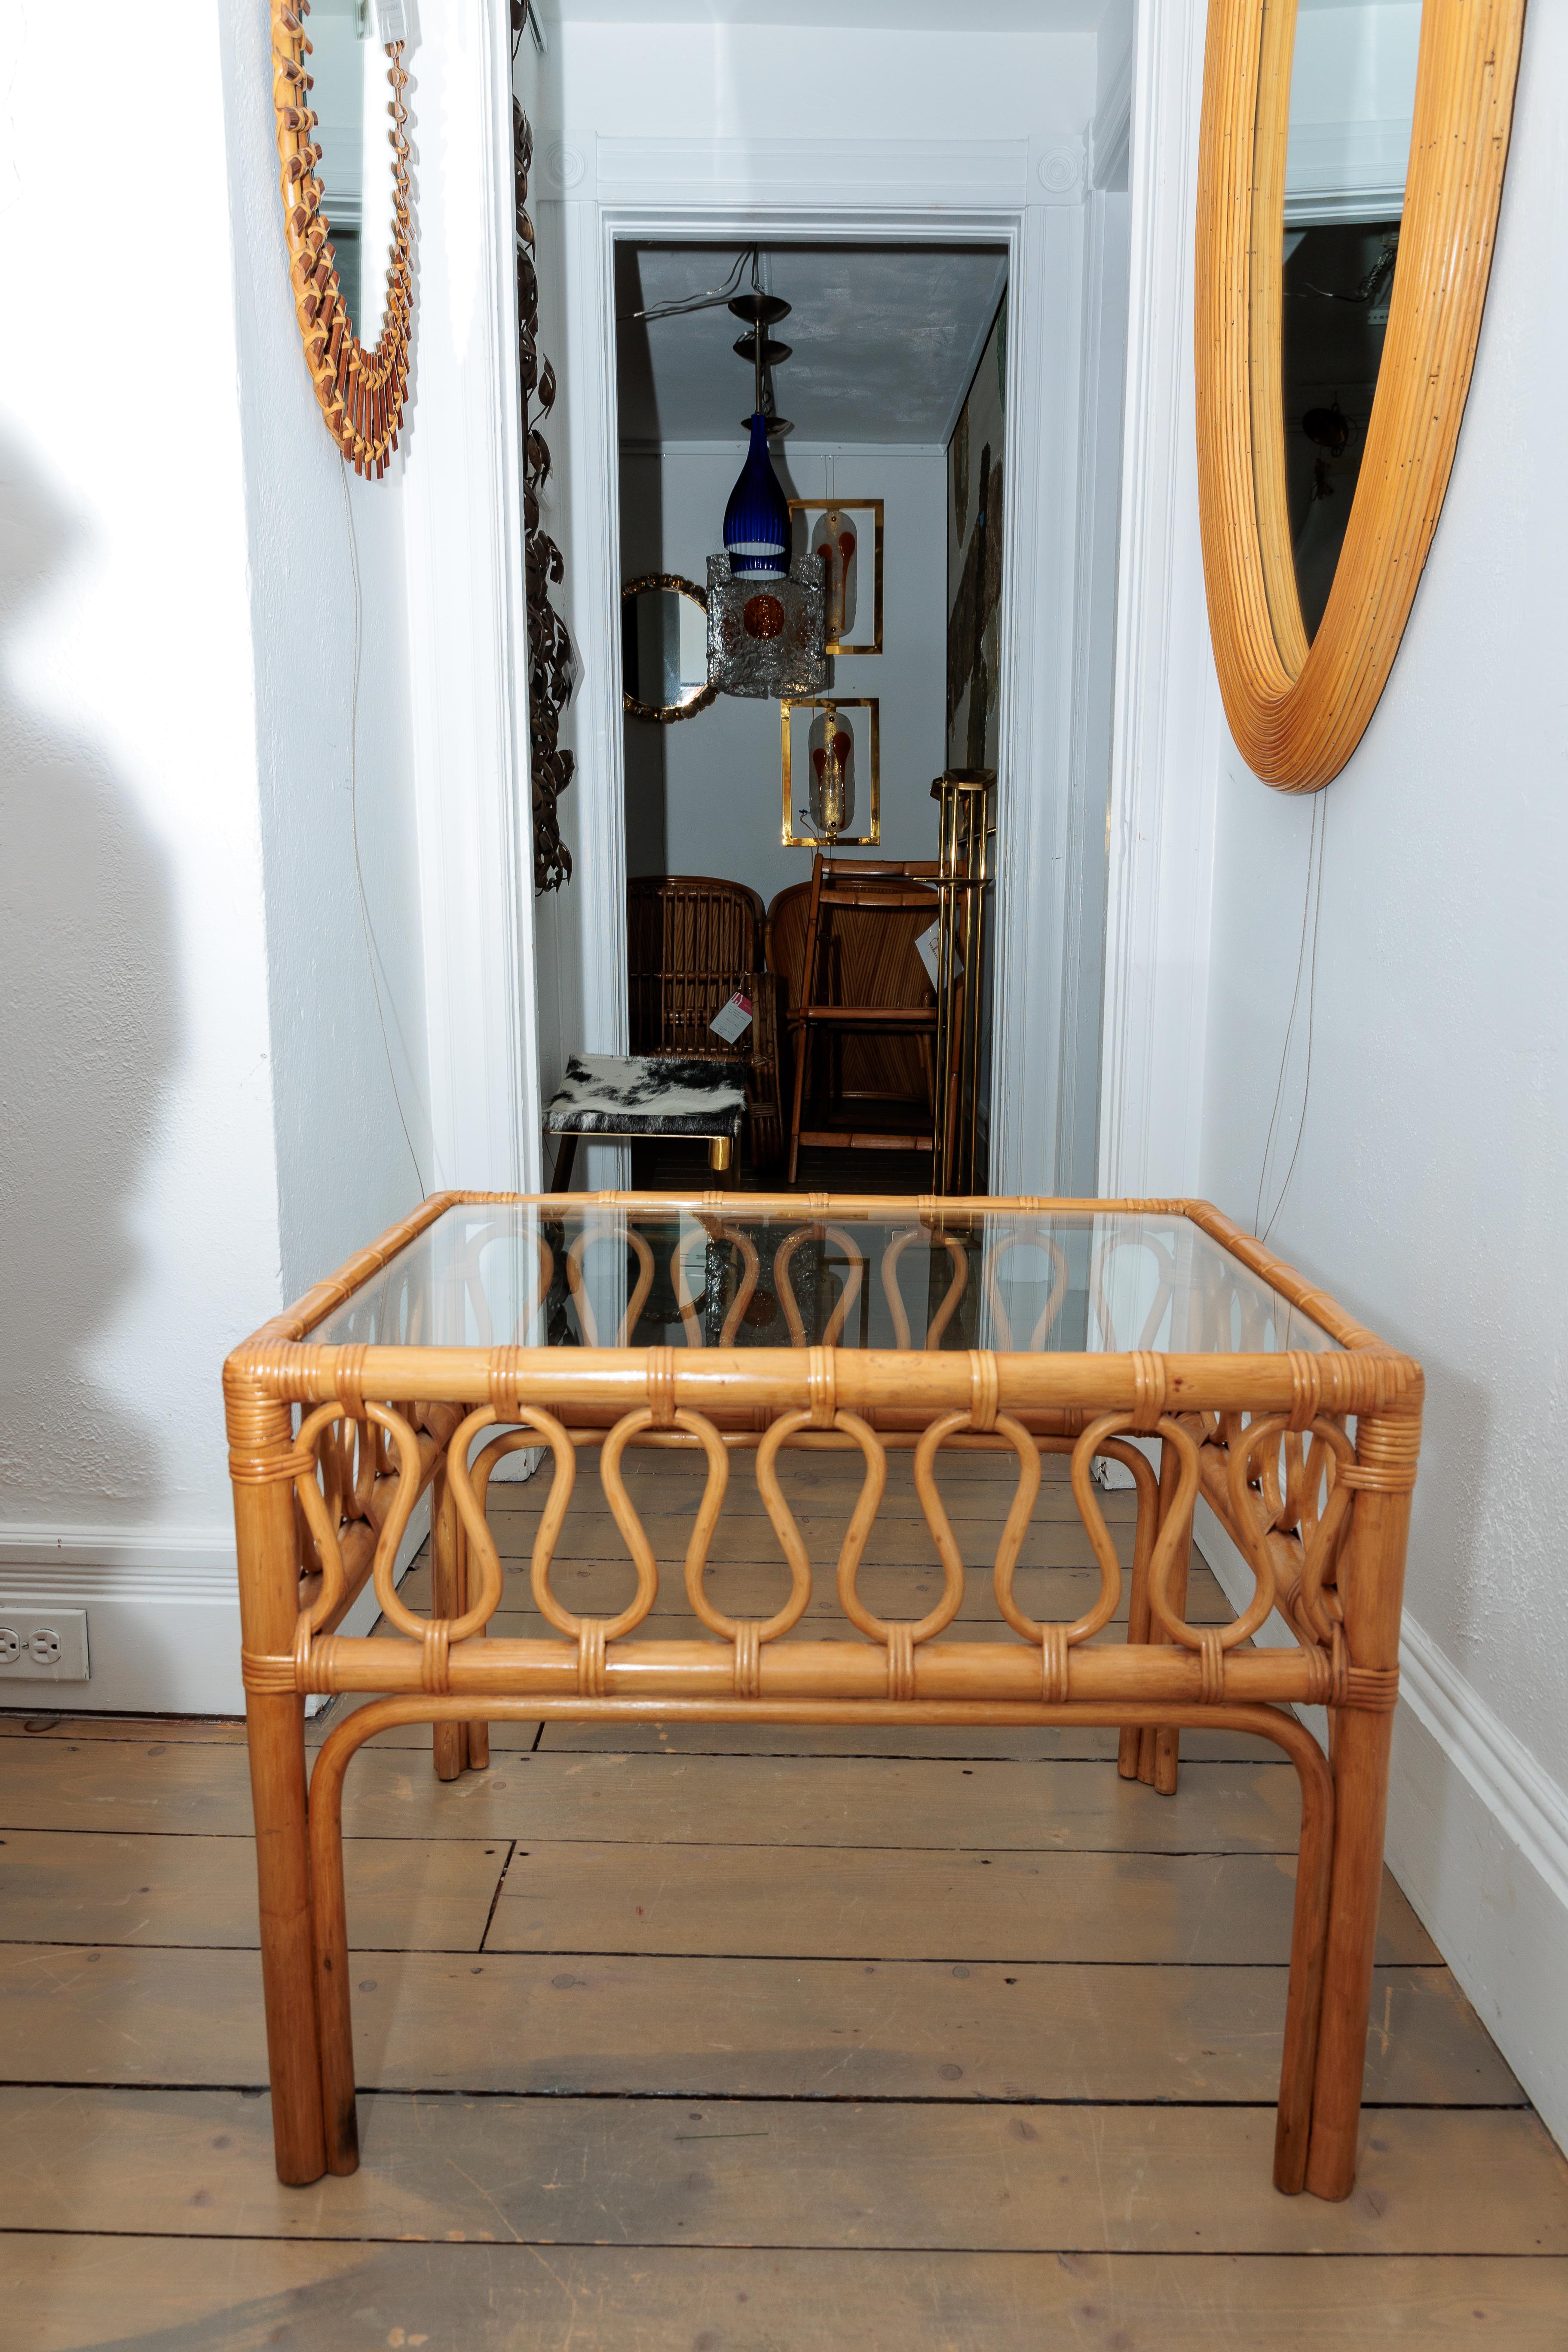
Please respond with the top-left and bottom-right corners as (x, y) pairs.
(1273, 0), (1421, 643)
(1197, 0), (1525, 788)
(270, 0), (413, 476)
(622, 576), (717, 723)
(307, 0), (398, 346)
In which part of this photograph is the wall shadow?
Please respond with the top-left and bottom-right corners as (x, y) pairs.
(0, 436), (178, 1520)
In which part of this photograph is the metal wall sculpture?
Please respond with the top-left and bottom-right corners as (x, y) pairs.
(513, 84), (576, 892)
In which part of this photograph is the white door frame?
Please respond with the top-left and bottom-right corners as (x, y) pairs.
(409, 11), (1219, 1210)
(402, 0), (542, 1197)
(540, 133), (1102, 1195)
(1096, 0), (1221, 1203)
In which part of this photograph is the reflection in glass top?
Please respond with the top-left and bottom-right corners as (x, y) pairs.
(310, 1204), (1336, 1357)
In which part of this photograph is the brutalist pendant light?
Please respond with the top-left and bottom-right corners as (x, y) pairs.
(722, 412), (791, 578)
(707, 287), (827, 700)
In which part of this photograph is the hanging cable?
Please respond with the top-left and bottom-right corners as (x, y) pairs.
(339, 454), (429, 1199)
(1255, 791), (1327, 1242)
(625, 247), (758, 326)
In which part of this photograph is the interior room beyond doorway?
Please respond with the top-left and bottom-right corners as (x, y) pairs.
(615, 240), (1010, 1196)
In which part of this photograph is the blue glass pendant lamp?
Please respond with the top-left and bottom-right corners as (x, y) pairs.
(723, 411), (791, 578)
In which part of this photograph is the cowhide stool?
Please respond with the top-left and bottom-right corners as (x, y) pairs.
(544, 1051), (746, 1191)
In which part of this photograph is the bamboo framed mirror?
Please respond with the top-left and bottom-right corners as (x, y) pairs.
(1195, 0), (1526, 789)
(270, 0), (413, 478)
(621, 576), (717, 723)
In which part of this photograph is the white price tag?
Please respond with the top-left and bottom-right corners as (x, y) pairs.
(709, 991), (754, 1045)
(915, 920), (960, 992)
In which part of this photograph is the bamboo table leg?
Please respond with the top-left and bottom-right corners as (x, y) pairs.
(1116, 1436), (1186, 1792)
(430, 1461), (467, 1781)
(1117, 1449), (1159, 1782)
(1149, 1435), (1194, 1796)
(1305, 1407), (1419, 2200)
(229, 1396), (328, 2188)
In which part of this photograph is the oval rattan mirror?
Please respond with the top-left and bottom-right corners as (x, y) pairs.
(621, 576), (717, 723)
(1195, 0), (1525, 790)
(270, 0), (413, 479)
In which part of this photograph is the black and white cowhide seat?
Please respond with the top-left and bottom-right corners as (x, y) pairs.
(544, 1053), (747, 1189)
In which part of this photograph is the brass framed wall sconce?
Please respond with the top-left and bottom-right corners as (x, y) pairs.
(781, 698), (881, 848)
(788, 499), (885, 655)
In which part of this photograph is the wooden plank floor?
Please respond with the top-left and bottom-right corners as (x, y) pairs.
(3, 1447), (1566, 2349)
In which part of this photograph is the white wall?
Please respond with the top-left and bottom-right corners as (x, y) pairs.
(620, 444), (947, 910)
(1108, 0), (1568, 2149)
(0, 2), (285, 1710)
(219, 1), (433, 1296)
(0, 1), (436, 1713)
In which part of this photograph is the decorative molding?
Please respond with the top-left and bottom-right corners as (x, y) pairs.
(542, 140), (586, 193)
(403, 0), (541, 1194)
(1091, 42), (1135, 194)
(1096, 0), (1218, 1200)
(585, 137), (1034, 213)
(1035, 140), (1084, 199)
(985, 199), (1088, 1194)
(0, 1504), (429, 1715)
(1196, 1499), (1568, 1919)
(1197, 1491), (1568, 2150)
(1054, 184), (1131, 1197)
(0, 1530), (239, 1606)
(1399, 1614), (1568, 1918)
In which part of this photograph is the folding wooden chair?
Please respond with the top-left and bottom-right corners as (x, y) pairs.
(784, 854), (940, 1183)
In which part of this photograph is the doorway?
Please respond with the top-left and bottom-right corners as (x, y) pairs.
(612, 238), (1012, 1193)
(542, 147), (1130, 1204)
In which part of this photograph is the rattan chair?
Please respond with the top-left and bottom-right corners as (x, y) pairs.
(626, 874), (784, 1168)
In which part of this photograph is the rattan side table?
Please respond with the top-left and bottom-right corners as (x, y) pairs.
(225, 1191), (1420, 2203)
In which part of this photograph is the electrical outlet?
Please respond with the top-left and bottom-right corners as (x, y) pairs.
(0, 1608), (89, 1681)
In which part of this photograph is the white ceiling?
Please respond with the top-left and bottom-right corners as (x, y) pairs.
(616, 243), (1010, 447)
(548, 2), (1102, 25)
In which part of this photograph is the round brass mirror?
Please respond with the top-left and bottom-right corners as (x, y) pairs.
(1196, 0), (1525, 789)
(270, 0), (413, 478)
(621, 575), (717, 723)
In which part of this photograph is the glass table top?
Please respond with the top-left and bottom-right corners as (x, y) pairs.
(310, 1201), (1336, 1357)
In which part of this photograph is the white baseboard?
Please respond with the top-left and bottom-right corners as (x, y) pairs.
(0, 1502), (429, 1719)
(1196, 1494), (1568, 2154)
